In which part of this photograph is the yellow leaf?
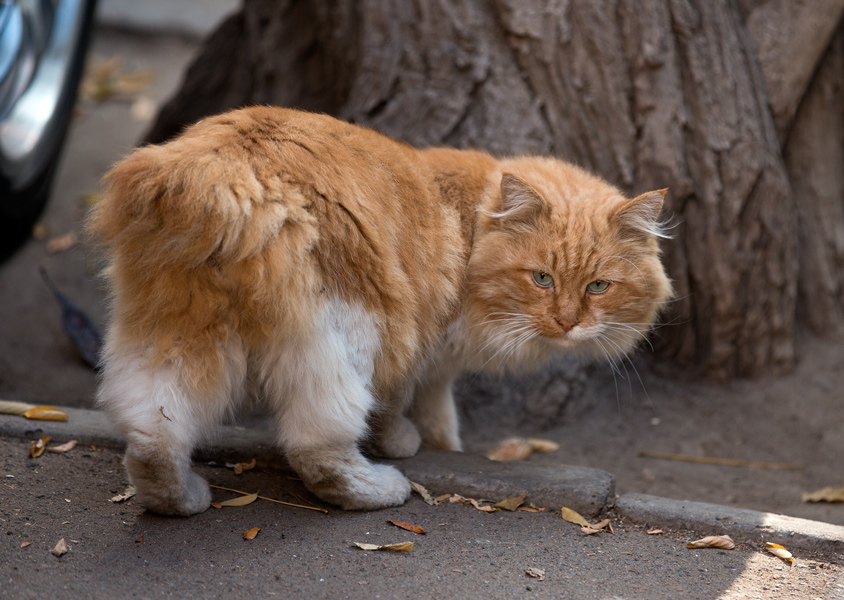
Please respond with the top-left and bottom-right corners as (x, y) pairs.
(243, 527), (261, 540)
(211, 503), (222, 509)
(765, 542), (794, 564)
(409, 481), (439, 506)
(449, 494), (496, 512)
(560, 507), (591, 527)
(219, 492), (259, 507)
(527, 438), (560, 453)
(485, 438), (534, 461)
(802, 486), (844, 503)
(494, 495), (526, 511)
(47, 440), (78, 454)
(23, 406), (68, 421)
(592, 519), (610, 530)
(0, 400), (32, 415)
(387, 519), (426, 534)
(434, 493), (452, 503)
(687, 535), (736, 550)
(581, 526), (603, 535)
(30, 435), (51, 458)
(354, 541), (414, 552)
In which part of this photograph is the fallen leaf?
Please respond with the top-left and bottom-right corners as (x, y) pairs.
(517, 505), (546, 513)
(135, 536), (144, 543)
(30, 435), (51, 458)
(592, 519), (611, 530)
(449, 494), (496, 513)
(47, 440), (78, 454)
(560, 507), (591, 527)
(46, 232), (78, 254)
(52, 538), (68, 557)
(211, 503), (222, 509)
(0, 400), (32, 415)
(354, 541), (414, 552)
(526, 438), (560, 453)
(219, 492), (259, 507)
(687, 535), (736, 550)
(526, 567), (545, 581)
(581, 526), (603, 535)
(802, 486), (844, 503)
(766, 542), (794, 564)
(494, 495), (526, 511)
(434, 493), (452, 503)
(243, 527), (261, 540)
(485, 438), (533, 461)
(646, 528), (663, 535)
(20, 541), (30, 548)
(388, 519), (426, 534)
(226, 458), (256, 475)
(24, 406), (69, 421)
(110, 486), (136, 503)
(409, 481), (439, 506)
(32, 223), (48, 240)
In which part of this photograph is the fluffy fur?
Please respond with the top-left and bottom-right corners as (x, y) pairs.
(88, 107), (672, 515)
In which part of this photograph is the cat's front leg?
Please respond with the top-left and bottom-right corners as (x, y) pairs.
(367, 385), (422, 459)
(409, 373), (462, 451)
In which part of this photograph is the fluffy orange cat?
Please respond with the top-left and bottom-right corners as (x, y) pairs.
(88, 106), (672, 516)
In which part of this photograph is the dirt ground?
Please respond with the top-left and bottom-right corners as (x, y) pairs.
(0, 24), (842, 539)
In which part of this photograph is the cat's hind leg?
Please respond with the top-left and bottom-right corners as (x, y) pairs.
(409, 372), (463, 451)
(266, 301), (411, 510)
(98, 337), (245, 516)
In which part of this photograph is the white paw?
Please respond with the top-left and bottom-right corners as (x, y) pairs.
(125, 455), (211, 516)
(334, 463), (412, 511)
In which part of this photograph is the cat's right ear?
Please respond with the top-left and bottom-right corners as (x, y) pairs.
(490, 173), (547, 229)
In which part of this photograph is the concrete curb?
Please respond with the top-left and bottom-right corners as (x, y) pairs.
(615, 493), (844, 555)
(3, 406), (843, 555)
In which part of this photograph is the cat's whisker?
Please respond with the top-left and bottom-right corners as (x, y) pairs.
(602, 321), (654, 352)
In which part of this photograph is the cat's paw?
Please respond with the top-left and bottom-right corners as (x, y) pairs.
(126, 455), (211, 516)
(306, 461), (412, 511)
(368, 414), (422, 458)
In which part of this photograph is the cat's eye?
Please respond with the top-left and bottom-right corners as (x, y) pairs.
(532, 271), (554, 287)
(586, 280), (611, 294)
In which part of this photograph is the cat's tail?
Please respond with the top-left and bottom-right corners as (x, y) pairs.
(87, 138), (289, 269)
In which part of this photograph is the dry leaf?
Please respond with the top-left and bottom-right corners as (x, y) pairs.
(387, 519), (426, 534)
(211, 503), (222, 509)
(560, 507), (591, 527)
(110, 486), (136, 503)
(802, 486), (844, 503)
(494, 495), (526, 511)
(527, 438), (560, 453)
(687, 535), (736, 550)
(52, 538), (68, 557)
(517, 505), (546, 513)
(646, 528), (663, 535)
(47, 440), (78, 454)
(46, 232), (78, 254)
(592, 519), (611, 530)
(135, 536), (144, 543)
(485, 438), (533, 461)
(226, 458), (256, 475)
(525, 567), (545, 581)
(32, 223), (48, 240)
(243, 527), (261, 540)
(354, 541), (414, 552)
(409, 481), (439, 506)
(219, 492), (259, 507)
(30, 435), (51, 458)
(581, 526), (603, 535)
(450, 494), (496, 512)
(20, 541), (30, 548)
(766, 542), (794, 564)
(0, 400), (32, 415)
(434, 493), (452, 503)
(24, 406), (69, 421)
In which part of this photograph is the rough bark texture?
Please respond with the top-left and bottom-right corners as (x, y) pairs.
(145, 0), (842, 385)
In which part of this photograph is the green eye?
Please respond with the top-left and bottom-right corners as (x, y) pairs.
(532, 271), (553, 287)
(586, 280), (611, 294)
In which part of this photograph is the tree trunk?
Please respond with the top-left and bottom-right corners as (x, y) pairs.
(145, 0), (842, 382)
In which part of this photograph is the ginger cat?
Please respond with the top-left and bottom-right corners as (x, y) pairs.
(88, 107), (672, 515)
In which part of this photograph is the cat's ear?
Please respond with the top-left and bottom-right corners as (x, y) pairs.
(613, 189), (670, 239)
(492, 173), (547, 228)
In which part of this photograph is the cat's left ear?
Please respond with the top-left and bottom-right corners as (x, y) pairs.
(613, 189), (670, 239)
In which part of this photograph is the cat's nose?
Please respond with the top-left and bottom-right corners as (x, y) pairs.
(556, 316), (578, 332)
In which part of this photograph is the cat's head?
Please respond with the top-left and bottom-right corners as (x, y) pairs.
(464, 157), (673, 371)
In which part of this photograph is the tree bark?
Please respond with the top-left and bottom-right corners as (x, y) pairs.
(145, 0), (841, 380)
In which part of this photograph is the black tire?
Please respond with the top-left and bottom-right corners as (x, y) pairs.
(0, 0), (97, 261)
